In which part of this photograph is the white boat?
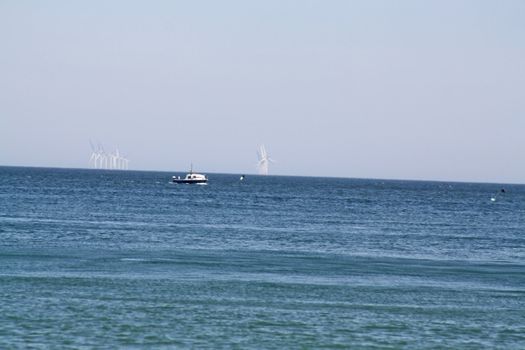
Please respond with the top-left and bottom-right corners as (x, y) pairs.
(172, 165), (208, 184)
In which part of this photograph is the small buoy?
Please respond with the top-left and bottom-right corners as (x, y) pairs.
(491, 197), (496, 202)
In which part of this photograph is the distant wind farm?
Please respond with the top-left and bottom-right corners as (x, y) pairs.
(89, 141), (129, 170)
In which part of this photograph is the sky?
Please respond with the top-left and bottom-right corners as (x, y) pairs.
(1, 0), (524, 183)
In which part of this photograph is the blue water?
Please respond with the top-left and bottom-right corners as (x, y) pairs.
(1, 166), (524, 349)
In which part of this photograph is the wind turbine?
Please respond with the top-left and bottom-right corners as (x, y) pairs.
(122, 157), (129, 170)
(257, 145), (275, 175)
(114, 148), (129, 170)
(98, 143), (109, 169)
(115, 150), (121, 170)
(111, 148), (120, 170)
(121, 150), (130, 170)
(89, 141), (98, 168)
(115, 148), (130, 170)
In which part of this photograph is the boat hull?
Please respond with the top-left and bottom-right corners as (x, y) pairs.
(172, 179), (208, 184)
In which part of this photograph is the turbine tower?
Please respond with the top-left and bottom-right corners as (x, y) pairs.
(111, 148), (120, 170)
(98, 143), (108, 169)
(89, 140), (100, 168)
(257, 144), (275, 175)
(120, 153), (129, 170)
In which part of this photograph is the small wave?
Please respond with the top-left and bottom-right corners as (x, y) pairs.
(120, 258), (147, 262)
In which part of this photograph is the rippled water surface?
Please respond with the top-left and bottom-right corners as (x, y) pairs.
(1, 166), (524, 348)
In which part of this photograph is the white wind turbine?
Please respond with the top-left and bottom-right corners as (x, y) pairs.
(122, 156), (129, 170)
(257, 145), (275, 175)
(121, 150), (130, 170)
(89, 141), (100, 168)
(111, 148), (120, 170)
(98, 143), (109, 169)
(115, 148), (130, 170)
(113, 147), (129, 170)
(115, 148), (126, 170)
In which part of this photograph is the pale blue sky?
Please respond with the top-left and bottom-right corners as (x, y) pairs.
(1, 1), (524, 182)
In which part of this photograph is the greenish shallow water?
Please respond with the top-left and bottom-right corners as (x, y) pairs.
(1, 166), (524, 349)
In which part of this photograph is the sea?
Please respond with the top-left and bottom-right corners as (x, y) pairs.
(1, 166), (524, 349)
